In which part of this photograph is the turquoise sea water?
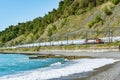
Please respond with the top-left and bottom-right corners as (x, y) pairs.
(0, 54), (65, 77)
(0, 53), (117, 80)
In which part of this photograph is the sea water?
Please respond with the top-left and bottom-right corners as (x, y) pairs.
(0, 54), (66, 76)
(0, 54), (118, 80)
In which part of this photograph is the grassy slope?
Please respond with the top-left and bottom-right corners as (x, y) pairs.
(5, 2), (120, 46)
(37, 1), (120, 40)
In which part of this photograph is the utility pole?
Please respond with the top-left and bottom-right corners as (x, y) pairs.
(65, 34), (69, 51)
(108, 16), (114, 43)
(38, 40), (41, 51)
(67, 34), (69, 46)
(108, 27), (111, 43)
(85, 31), (88, 44)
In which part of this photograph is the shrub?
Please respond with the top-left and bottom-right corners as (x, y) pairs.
(48, 28), (53, 36)
(88, 15), (103, 28)
(47, 25), (57, 37)
(88, 21), (94, 28)
(60, 18), (68, 28)
(103, 6), (112, 15)
(52, 25), (57, 31)
(95, 15), (103, 23)
(112, 0), (120, 5)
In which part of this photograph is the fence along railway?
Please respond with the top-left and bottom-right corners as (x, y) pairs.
(1, 27), (120, 49)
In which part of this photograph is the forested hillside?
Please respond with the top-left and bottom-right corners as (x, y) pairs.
(0, 0), (120, 47)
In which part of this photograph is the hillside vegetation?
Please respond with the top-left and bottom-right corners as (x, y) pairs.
(0, 0), (120, 47)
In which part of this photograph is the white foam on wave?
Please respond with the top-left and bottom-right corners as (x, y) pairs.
(50, 62), (62, 66)
(0, 58), (118, 80)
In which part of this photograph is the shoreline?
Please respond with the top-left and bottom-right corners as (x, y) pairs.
(52, 61), (118, 80)
(0, 50), (120, 80)
(84, 61), (120, 80)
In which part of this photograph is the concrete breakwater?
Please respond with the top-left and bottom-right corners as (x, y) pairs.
(0, 51), (91, 60)
(28, 54), (91, 60)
